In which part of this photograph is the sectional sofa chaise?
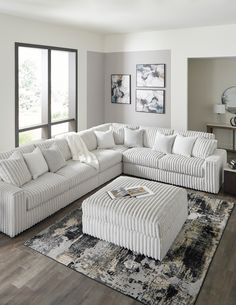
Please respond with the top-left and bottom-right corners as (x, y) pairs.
(0, 123), (226, 237)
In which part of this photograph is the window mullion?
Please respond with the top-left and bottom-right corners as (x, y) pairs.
(48, 48), (52, 139)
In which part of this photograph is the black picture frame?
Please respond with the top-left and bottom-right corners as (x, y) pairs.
(111, 74), (131, 104)
(136, 64), (166, 88)
(136, 89), (165, 114)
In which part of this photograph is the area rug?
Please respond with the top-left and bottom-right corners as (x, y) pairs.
(25, 192), (234, 305)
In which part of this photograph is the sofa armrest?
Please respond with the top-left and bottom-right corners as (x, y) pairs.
(0, 181), (27, 237)
(204, 149), (227, 193)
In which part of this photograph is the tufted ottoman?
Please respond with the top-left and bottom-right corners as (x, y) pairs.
(82, 176), (188, 260)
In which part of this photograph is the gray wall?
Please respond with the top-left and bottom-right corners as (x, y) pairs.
(104, 50), (171, 127)
(87, 51), (105, 128)
(188, 57), (236, 149)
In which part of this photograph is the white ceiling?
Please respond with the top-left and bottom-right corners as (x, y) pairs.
(0, 0), (236, 34)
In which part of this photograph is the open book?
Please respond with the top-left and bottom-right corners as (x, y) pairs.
(107, 185), (154, 199)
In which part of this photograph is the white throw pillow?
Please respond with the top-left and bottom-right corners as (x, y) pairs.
(172, 135), (196, 157)
(124, 128), (144, 148)
(23, 147), (48, 179)
(0, 151), (32, 187)
(152, 133), (176, 154)
(41, 144), (66, 173)
(192, 138), (217, 159)
(94, 130), (115, 149)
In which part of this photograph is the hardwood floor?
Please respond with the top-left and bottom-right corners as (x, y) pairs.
(0, 185), (236, 305)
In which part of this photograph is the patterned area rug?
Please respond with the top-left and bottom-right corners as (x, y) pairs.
(25, 192), (234, 305)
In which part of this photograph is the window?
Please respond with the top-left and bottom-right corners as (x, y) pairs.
(15, 43), (77, 146)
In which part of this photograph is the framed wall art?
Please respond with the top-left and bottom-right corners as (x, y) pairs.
(136, 64), (165, 88)
(136, 89), (165, 114)
(111, 74), (131, 104)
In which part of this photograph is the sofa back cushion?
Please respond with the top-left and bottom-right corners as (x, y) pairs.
(92, 123), (111, 132)
(141, 126), (174, 148)
(110, 123), (126, 145)
(78, 129), (97, 151)
(192, 138), (218, 159)
(174, 130), (215, 140)
(0, 144), (35, 160)
(35, 138), (72, 161)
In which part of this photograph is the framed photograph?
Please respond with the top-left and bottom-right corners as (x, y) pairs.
(111, 74), (131, 104)
(136, 64), (165, 88)
(136, 89), (165, 114)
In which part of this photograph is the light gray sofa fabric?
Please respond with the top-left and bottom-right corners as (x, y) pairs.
(123, 147), (165, 168)
(56, 161), (97, 188)
(22, 172), (69, 210)
(0, 122), (225, 238)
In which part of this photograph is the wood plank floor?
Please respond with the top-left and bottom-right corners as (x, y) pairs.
(0, 184), (236, 305)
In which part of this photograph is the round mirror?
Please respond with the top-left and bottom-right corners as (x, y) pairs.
(222, 86), (236, 114)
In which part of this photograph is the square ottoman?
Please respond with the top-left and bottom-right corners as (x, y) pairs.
(82, 176), (188, 261)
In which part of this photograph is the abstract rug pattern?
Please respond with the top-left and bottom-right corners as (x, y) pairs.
(25, 192), (234, 305)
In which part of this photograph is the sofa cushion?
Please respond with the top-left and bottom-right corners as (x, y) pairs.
(36, 138), (72, 161)
(0, 151), (32, 187)
(174, 130), (215, 140)
(23, 147), (48, 179)
(123, 147), (165, 168)
(172, 135), (196, 157)
(41, 144), (66, 173)
(124, 128), (144, 148)
(56, 160), (98, 188)
(92, 149), (122, 172)
(94, 130), (115, 149)
(92, 123), (111, 132)
(192, 138), (217, 159)
(153, 133), (176, 154)
(0, 144), (35, 160)
(79, 129), (97, 151)
(22, 172), (69, 210)
(158, 154), (205, 177)
(111, 123), (125, 145)
(141, 126), (174, 148)
(111, 145), (129, 154)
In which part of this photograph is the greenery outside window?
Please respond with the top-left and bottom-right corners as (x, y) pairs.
(15, 43), (77, 146)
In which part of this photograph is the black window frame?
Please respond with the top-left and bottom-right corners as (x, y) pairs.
(15, 42), (78, 147)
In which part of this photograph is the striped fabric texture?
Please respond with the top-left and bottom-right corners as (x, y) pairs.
(0, 145), (35, 160)
(23, 147), (48, 179)
(123, 147), (165, 168)
(111, 123), (125, 145)
(82, 176), (188, 260)
(141, 126), (174, 148)
(158, 154), (205, 177)
(92, 123), (111, 132)
(92, 149), (122, 172)
(192, 138), (217, 159)
(57, 160), (97, 188)
(0, 123), (227, 238)
(0, 152), (32, 187)
(175, 130), (215, 139)
(78, 129), (97, 151)
(41, 144), (66, 173)
(36, 138), (72, 161)
(22, 172), (70, 210)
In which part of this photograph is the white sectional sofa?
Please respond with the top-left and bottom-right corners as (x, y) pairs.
(0, 123), (226, 237)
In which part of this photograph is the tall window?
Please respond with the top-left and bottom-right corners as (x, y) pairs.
(15, 43), (77, 146)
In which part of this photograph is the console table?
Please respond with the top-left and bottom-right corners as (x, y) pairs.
(206, 123), (236, 152)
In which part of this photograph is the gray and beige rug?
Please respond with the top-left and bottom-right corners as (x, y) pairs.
(25, 192), (234, 305)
